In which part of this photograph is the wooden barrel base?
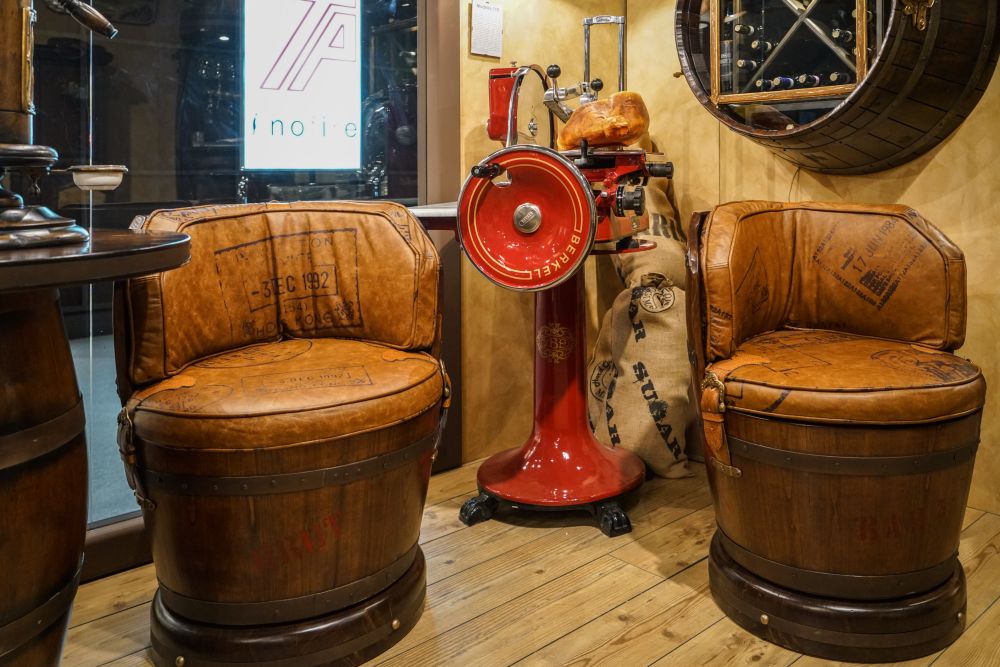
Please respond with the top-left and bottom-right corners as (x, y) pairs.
(709, 533), (966, 663)
(150, 548), (426, 667)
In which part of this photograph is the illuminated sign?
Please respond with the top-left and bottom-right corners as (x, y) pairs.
(243, 0), (361, 170)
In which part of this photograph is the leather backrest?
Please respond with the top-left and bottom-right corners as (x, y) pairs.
(118, 201), (440, 389)
(700, 201), (966, 362)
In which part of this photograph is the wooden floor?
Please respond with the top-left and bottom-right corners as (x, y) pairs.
(63, 462), (1000, 666)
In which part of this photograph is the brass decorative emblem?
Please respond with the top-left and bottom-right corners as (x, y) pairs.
(536, 323), (574, 363)
(22, 8), (37, 114)
(901, 0), (936, 31)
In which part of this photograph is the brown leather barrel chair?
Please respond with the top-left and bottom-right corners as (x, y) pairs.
(113, 201), (449, 667)
(686, 201), (986, 663)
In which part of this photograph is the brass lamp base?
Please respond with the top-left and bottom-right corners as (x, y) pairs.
(0, 205), (89, 249)
(0, 143), (90, 250)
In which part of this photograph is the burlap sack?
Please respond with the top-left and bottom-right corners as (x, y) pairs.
(587, 146), (692, 478)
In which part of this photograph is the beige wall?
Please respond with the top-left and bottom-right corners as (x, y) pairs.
(459, 0), (627, 463)
(457, 0), (1000, 516)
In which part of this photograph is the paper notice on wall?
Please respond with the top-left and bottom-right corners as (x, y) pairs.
(471, 0), (503, 58)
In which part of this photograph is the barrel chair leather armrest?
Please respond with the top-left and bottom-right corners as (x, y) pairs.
(686, 210), (713, 459)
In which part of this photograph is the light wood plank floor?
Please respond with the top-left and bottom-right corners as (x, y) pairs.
(63, 462), (1000, 666)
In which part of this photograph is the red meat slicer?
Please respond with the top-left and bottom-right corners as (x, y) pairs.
(457, 16), (674, 536)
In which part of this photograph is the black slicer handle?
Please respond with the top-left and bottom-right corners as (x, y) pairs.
(471, 163), (504, 179)
(647, 162), (674, 179)
(55, 0), (118, 39)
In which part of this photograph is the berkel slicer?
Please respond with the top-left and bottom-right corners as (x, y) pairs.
(0, 0), (125, 249)
(458, 16), (673, 536)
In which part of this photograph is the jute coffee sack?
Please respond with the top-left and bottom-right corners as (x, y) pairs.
(587, 151), (691, 478)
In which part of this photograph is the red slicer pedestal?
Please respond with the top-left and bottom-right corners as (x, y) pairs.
(459, 271), (646, 536)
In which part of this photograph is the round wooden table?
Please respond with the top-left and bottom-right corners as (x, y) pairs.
(0, 229), (189, 666)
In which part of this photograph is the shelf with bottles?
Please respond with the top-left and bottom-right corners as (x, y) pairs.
(711, 0), (888, 105)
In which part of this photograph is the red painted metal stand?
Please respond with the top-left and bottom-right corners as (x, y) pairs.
(459, 271), (646, 536)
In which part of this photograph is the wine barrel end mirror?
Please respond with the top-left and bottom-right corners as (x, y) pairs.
(114, 201), (450, 667)
(686, 201), (986, 662)
(676, 0), (1000, 175)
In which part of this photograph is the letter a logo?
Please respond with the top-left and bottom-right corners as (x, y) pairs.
(262, 0), (358, 92)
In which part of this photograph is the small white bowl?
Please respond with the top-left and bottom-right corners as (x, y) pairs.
(67, 165), (129, 191)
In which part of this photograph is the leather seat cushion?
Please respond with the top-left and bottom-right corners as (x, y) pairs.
(131, 338), (443, 449)
(714, 329), (986, 425)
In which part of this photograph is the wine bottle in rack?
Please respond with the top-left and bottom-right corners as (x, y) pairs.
(721, 39), (733, 88)
(797, 74), (821, 87)
(736, 59), (759, 70)
(771, 76), (795, 90)
(828, 72), (854, 84)
(755, 78), (775, 91)
(832, 28), (854, 43)
(751, 39), (774, 53)
(733, 23), (756, 35)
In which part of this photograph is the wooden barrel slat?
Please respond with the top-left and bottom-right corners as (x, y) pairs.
(867, 119), (922, 150)
(0, 290), (87, 666)
(676, 0), (1000, 174)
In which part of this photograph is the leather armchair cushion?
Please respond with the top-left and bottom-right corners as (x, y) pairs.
(701, 201), (966, 362)
(130, 338), (444, 449)
(121, 201), (439, 388)
(712, 329), (986, 425)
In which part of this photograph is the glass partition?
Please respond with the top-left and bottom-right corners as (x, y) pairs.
(20, 0), (420, 526)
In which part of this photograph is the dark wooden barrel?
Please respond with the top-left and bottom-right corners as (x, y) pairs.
(0, 290), (87, 666)
(684, 203), (985, 661)
(713, 411), (978, 591)
(705, 411), (979, 662)
(133, 399), (440, 667)
(676, 0), (1000, 174)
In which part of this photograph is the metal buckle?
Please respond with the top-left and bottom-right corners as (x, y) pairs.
(701, 370), (727, 413)
(434, 362), (451, 463)
(710, 458), (742, 478)
(116, 408), (155, 511)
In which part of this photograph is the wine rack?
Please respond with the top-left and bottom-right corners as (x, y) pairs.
(676, 0), (999, 174)
(711, 0), (885, 105)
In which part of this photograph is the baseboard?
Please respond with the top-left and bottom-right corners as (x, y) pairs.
(82, 512), (151, 583)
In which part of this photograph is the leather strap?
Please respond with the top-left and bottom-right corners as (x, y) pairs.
(718, 530), (958, 600)
(140, 426), (440, 497)
(158, 543), (419, 626)
(0, 565), (81, 658)
(729, 436), (979, 476)
(700, 375), (730, 465)
(0, 400), (84, 472)
(685, 211), (709, 389)
(699, 352), (769, 474)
